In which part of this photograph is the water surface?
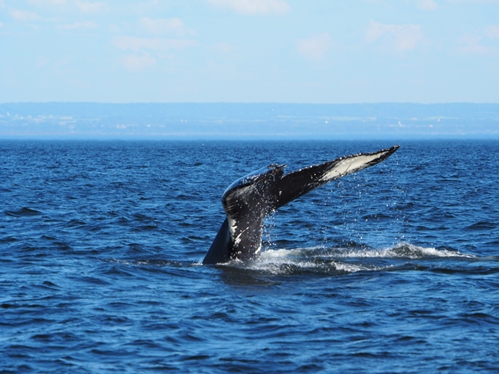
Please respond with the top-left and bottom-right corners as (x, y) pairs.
(1, 140), (498, 373)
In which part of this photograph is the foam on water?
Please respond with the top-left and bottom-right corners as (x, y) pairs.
(322, 242), (475, 259)
(260, 242), (473, 260)
(224, 256), (370, 275)
(219, 242), (476, 275)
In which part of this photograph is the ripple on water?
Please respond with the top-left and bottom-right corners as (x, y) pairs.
(5, 207), (42, 217)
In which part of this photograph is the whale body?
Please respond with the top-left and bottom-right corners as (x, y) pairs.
(202, 145), (399, 264)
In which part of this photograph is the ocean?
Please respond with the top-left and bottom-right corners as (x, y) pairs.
(1, 140), (498, 373)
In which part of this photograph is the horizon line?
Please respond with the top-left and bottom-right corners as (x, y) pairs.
(2, 101), (499, 105)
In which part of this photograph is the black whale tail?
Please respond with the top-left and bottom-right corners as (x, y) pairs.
(202, 145), (399, 265)
(269, 145), (399, 210)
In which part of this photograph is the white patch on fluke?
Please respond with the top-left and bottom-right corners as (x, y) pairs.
(321, 152), (385, 182)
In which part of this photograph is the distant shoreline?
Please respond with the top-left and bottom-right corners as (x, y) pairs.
(1, 103), (498, 140)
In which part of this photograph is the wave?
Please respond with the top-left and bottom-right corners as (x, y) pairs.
(107, 243), (478, 278)
(314, 242), (474, 260)
(4, 207), (42, 217)
(261, 242), (473, 259)
(219, 243), (475, 275)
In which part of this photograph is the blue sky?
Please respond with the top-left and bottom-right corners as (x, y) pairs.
(1, 0), (499, 103)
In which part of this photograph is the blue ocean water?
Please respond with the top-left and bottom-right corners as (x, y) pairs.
(1, 140), (498, 373)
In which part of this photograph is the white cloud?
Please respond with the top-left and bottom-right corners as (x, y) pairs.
(75, 1), (107, 13)
(36, 56), (51, 67)
(485, 25), (499, 39)
(417, 0), (438, 10)
(122, 54), (157, 71)
(458, 34), (491, 54)
(9, 10), (41, 22)
(206, 0), (290, 15)
(58, 21), (98, 30)
(455, 25), (499, 55)
(0, 22), (3, 27)
(139, 18), (195, 36)
(114, 36), (197, 52)
(211, 42), (232, 53)
(366, 21), (423, 51)
(447, 0), (499, 3)
(297, 32), (332, 60)
(28, 0), (66, 5)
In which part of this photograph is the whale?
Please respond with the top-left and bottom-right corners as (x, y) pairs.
(202, 145), (399, 264)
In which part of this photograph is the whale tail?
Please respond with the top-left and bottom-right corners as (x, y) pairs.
(202, 145), (399, 265)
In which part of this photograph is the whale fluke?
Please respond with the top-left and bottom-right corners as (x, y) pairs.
(203, 145), (399, 265)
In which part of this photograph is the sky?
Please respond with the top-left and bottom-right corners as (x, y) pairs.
(1, 0), (499, 103)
